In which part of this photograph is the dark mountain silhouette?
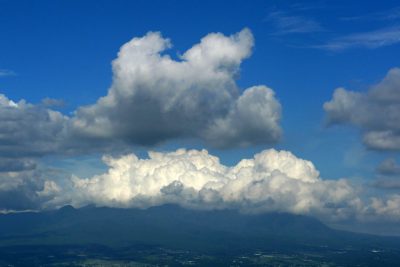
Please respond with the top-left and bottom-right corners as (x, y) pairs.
(0, 204), (399, 253)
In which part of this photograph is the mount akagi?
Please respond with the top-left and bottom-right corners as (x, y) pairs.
(1, 205), (400, 265)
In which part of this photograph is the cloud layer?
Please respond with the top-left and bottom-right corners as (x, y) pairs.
(324, 68), (400, 150)
(38, 148), (400, 223)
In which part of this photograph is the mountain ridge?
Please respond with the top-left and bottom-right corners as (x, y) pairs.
(0, 204), (399, 253)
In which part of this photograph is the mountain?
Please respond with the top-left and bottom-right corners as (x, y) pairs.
(1, 205), (400, 266)
(0, 204), (398, 251)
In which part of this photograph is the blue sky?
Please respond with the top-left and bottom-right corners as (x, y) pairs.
(1, 0), (400, 233)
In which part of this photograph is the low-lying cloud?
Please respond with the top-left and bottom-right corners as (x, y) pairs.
(42, 148), (400, 223)
(0, 168), (64, 211)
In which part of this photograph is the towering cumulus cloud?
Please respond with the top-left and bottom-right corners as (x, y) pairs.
(72, 29), (282, 148)
(43, 148), (400, 223)
(324, 68), (400, 150)
(48, 149), (362, 222)
(0, 29), (281, 162)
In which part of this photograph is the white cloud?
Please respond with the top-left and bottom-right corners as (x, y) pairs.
(370, 195), (400, 220)
(0, 146), (398, 224)
(72, 28), (282, 148)
(324, 68), (400, 150)
(43, 148), (400, 223)
(37, 180), (61, 197)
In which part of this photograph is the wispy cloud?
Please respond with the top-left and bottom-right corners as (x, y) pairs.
(383, 7), (400, 20)
(0, 69), (16, 77)
(289, 2), (327, 12)
(266, 11), (324, 35)
(341, 6), (400, 22)
(316, 26), (400, 51)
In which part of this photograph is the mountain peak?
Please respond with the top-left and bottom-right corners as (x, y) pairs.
(58, 205), (76, 213)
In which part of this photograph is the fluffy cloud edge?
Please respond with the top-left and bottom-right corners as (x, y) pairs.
(324, 67), (400, 151)
(72, 28), (282, 148)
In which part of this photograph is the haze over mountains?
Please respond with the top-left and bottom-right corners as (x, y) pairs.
(1, 205), (400, 266)
(0, 204), (399, 251)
